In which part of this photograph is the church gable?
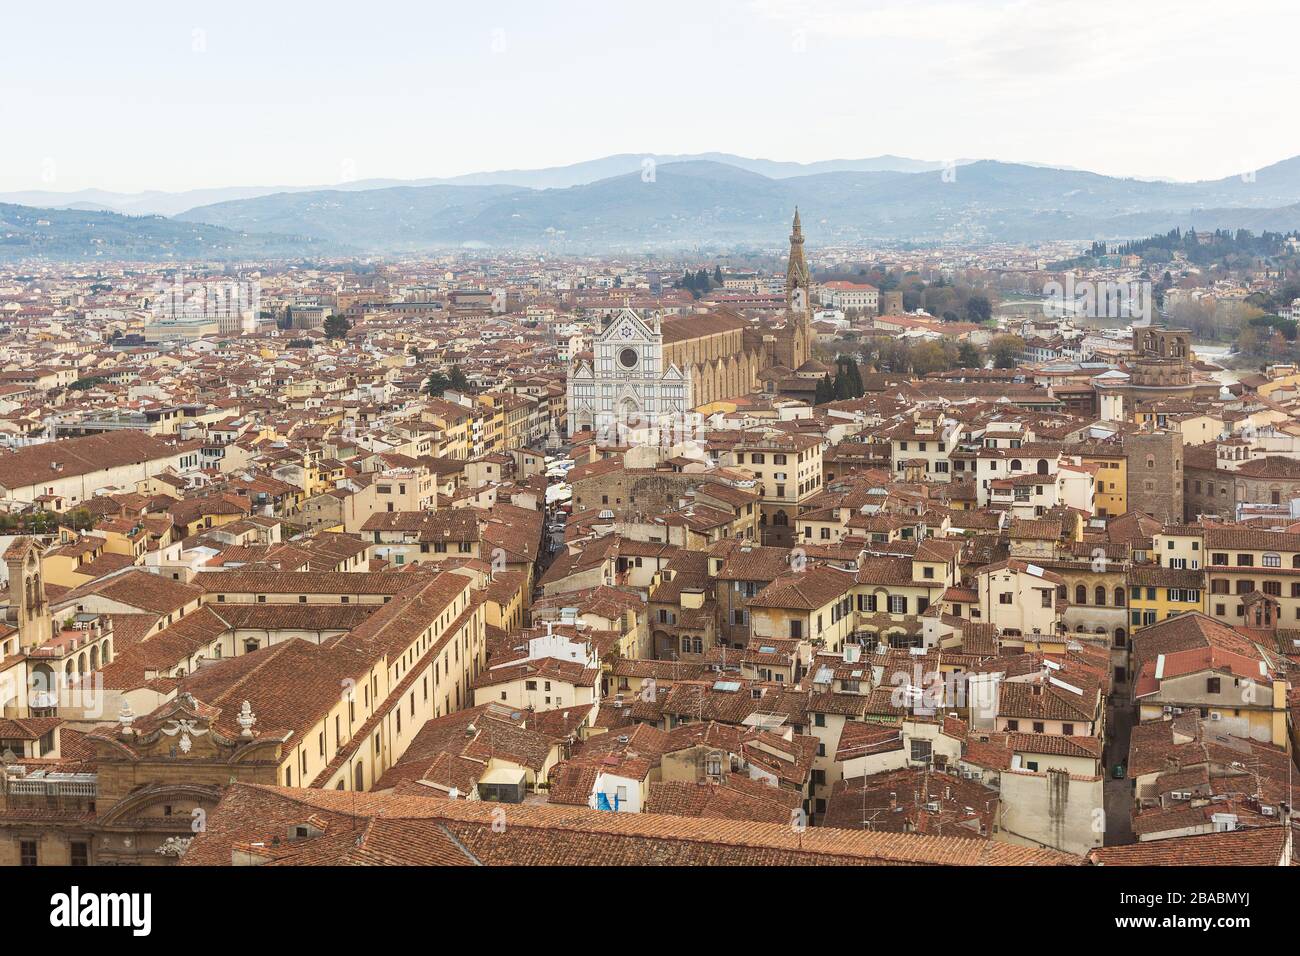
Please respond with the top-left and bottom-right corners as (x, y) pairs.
(597, 308), (656, 345)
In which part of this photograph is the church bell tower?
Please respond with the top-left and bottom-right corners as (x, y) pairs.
(786, 208), (812, 313)
(781, 208), (813, 368)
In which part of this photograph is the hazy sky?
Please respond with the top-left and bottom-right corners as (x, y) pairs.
(4, 0), (1298, 193)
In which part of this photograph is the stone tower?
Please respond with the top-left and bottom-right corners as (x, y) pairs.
(1125, 430), (1185, 524)
(786, 208), (812, 310)
(776, 209), (813, 369)
(4, 537), (52, 651)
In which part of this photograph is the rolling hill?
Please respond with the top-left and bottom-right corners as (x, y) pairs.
(0, 153), (958, 217)
(9, 154), (1300, 259)
(0, 203), (337, 261)
(173, 157), (1300, 250)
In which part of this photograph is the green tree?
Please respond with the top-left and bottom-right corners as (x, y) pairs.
(424, 371), (451, 396)
(323, 313), (351, 339)
(65, 508), (95, 531)
(910, 341), (951, 376)
(833, 366), (851, 400)
(847, 358), (863, 397)
(878, 340), (912, 373)
(990, 334), (1025, 369)
(680, 270), (702, 299)
(965, 295), (992, 324)
(957, 342), (983, 368)
(814, 375), (834, 404)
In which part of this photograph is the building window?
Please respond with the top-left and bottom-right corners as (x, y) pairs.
(70, 841), (88, 866)
(20, 840), (37, 866)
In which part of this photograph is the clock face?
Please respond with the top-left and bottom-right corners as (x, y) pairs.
(619, 347), (639, 369)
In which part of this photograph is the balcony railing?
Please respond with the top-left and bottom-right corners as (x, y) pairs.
(5, 774), (98, 798)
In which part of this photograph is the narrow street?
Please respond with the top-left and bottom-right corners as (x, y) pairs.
(1102, 697), (1136, 846)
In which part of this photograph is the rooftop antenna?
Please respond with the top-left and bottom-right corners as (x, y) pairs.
(861, 771), (869, 830)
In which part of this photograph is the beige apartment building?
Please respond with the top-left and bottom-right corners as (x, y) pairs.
(723, 432), (822, 547)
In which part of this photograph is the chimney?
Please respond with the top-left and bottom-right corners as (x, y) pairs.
(231, 842), (271, 866)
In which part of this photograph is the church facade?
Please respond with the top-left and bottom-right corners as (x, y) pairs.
(567, 209), (814, 437)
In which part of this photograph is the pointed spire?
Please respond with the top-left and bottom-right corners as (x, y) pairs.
(786, 207), (811, 306)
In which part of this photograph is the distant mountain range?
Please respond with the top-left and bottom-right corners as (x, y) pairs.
(0, 153), (961, 218)
(5, 152), (1300, 260)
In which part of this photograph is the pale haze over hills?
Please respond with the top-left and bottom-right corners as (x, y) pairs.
(4, 152), (1300, 259)
(0, 153), (965, 217)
